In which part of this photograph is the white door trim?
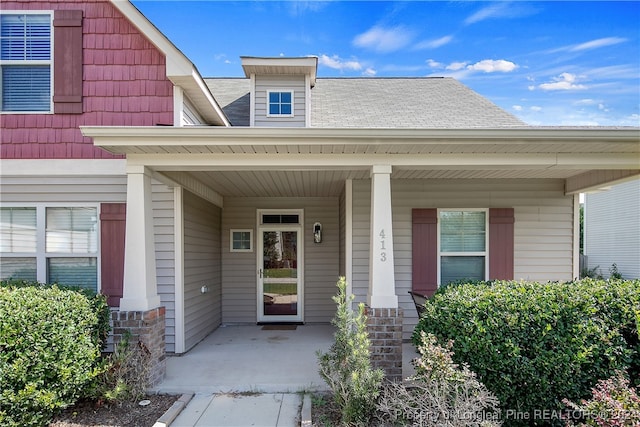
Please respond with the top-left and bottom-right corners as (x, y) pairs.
(256, 209), (304, 323)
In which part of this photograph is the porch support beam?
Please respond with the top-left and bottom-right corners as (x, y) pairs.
(120, 165), (161, 312)
(565, 169), (640, 194)
(123, 153), (638, 171)
(368, 165), (398, 308)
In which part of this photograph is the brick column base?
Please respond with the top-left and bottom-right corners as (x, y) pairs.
(111, 306), (166, 387)
(366, 307), (403, 382)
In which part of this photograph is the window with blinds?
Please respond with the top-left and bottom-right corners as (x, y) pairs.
(0, 13), (52, 112)
(439, 210), (488, 285)
(0, 206), (98, 291)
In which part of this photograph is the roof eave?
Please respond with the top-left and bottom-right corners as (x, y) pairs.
(81, 125), (640, 143)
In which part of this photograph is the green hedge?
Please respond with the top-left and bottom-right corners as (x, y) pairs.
(413, 279), (640, 426)
(0, 281), (111, 427)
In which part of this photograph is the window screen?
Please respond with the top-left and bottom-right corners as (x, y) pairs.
(0, 207), (37, 252)
(0, 13), (52, 112)
(439, 210), (487, 285)
(46, 207), (98, 253)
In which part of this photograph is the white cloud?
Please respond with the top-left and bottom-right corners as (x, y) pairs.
(288, 1), (329, 16)
(530, 106), (542, 112)
(414, 35), (453, 50)
(353, 25), (414, 53)
(512, 105), (523, 111)
(426, 59), (444, 69)
(538, 73), (587, 91)
(574, 99), (598, 106)
(317, 54), (362, 71)
(426, 58), (517, 79)
(465, 3), (510, 24)
(465, 2), (537, 25)
(446, 61), (468, 71)
(569, 37), (627, 52)
(466, 59), (517, 73)
(363, 68), (377, 77)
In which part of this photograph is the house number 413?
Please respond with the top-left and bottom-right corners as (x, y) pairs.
(379, 229), (387, 262)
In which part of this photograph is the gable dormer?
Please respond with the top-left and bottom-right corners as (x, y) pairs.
(241, 56), (317, 127)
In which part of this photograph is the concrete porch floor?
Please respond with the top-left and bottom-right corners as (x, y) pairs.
(152, 324), (419, 395)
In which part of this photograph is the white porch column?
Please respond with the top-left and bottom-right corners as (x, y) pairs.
(119, 165), (161, 311)
(368, 165), (398, 308)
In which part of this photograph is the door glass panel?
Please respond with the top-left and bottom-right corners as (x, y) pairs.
(262, 230), (298, 316)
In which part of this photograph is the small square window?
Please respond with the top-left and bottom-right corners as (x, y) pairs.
(267, 91), (293, 116)
(230, 229), (253, 252)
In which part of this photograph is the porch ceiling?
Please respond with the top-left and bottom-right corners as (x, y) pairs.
(164, 167), (615, 198)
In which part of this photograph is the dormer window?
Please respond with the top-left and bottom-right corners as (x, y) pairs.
(268, 91), (293, 116)
(0, 12), (52, 112)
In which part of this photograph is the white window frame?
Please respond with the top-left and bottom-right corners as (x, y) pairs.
(0, 203), (101, 289)
(437, 208), (489, 285)
(266, 89), (294, 117)
(0, 10), (54, 114)
(230, 229), (253, 253)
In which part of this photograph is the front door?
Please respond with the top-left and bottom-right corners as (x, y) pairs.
(258, 226), (302, 322)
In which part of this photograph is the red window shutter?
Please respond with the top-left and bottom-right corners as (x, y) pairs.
(100, 203), (126, 307)
(53, 10), (83, 114)
(489, 208), (515, 280)
(412, 208), (438, 296)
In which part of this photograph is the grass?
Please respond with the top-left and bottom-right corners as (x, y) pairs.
(264, 268), (297, 278)
(264, 282), (297, 295)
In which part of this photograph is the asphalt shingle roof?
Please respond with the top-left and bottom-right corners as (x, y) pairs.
(205, 77), (525, 128)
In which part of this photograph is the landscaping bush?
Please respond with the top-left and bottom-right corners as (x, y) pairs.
(317, 277), (384, 425)
(563, 371), (640, 426)
(376, 331), (502, 426)
(0, 281), (110, 427)
(413, 279), (640, 426)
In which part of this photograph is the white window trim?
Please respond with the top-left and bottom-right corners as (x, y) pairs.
(266, 89), (294, 118)
(230, 228), (253, 253)
(437, 208), (489, 285)
(0, 203), (101, 289)
(0, 10), (54, 114)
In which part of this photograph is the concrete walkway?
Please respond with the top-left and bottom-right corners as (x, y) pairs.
(151, 324), (419, 426)
(169, 393), (302, 427)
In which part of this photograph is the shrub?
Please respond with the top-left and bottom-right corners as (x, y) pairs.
(563, 371), (640, 426)
(317, 277), (384, 425)
(0, 282), (110, 427)
(413, 279), (640, 426)
(376, 331), (502, 426)
(0, 279), (110, 350)
(89, 331), (152, 403)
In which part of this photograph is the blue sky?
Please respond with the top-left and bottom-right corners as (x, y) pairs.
(131, 1), (640, 126)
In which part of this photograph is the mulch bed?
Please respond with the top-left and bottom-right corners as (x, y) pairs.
(49, 394), (179, 427)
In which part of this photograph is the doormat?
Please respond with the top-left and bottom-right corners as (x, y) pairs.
(261, 325), (297, 331)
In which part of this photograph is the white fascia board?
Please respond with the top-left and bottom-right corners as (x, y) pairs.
(0, 159), (126, 176)
(80, 125), (640, 144)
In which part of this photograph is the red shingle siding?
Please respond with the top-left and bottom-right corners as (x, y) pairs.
(1, 0), (174, 159)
